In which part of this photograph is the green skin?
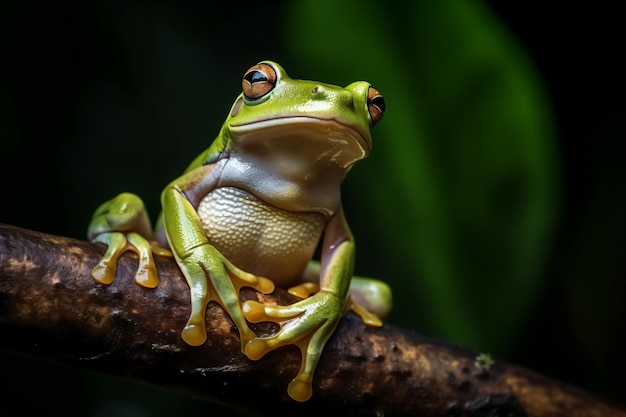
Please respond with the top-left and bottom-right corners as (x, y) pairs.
(87, 61), (392, 402)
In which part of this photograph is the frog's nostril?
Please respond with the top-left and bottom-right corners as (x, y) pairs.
(311, 86), (320, 94)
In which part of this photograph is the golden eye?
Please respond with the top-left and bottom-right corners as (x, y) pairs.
(242, 63), (277, 100)
(367, 86), (385, 125)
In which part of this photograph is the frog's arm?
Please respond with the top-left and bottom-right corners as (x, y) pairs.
(160, 160), (274, 351)
(86, 141), (225, 288)
(242, 205), (358, 402)
(152, 144), (223, 247)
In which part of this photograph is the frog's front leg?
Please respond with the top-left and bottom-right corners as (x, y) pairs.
(161, 181), (274, 351)
(242, 208), (358, 402)
(296, 260), (393, 326)
(244, 288), (344, 401)
(88, 192), (171, 288)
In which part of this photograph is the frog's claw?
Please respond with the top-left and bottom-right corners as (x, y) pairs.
(288, 282), (383, 327)
(91, 232), (162, 288)
(242, 290), (343, 402)
(179, 243), (275, 351)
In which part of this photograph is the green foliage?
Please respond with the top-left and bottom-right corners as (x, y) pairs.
(283, 0), (558, 354)
(476, 352), (495, 370)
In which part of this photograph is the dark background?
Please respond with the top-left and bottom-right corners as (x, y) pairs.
(487, 0), (625, 403)
(1, 1), (624, 415)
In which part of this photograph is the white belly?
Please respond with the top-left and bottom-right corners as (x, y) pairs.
(196, 186), (325, 285)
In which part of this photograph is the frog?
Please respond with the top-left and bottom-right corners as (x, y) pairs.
(87, 60), (392, 402)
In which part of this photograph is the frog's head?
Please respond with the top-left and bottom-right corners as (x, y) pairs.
(224, 60), (385, 170)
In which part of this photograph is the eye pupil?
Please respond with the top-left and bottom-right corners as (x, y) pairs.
(367, 86), (385, 125)
(245, 70), (268, 84)
(242, 63), (278, 100)
(371, 96), (385, 113)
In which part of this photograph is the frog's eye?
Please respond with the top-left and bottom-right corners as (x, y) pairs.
(367, 87), (385, 125)
(242, 63), (277, 100)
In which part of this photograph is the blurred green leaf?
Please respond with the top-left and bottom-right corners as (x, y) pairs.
(283, 0), (558, 353)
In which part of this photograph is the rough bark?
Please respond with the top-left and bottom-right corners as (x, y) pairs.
(0, 223), (624, 417)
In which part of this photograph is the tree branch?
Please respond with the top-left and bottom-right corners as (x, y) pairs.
(0, 223), (623, 417)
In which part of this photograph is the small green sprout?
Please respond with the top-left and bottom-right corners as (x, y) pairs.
(476, 352), (495, 370)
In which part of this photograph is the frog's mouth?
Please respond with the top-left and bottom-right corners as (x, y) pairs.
(229, 116), (371, 168)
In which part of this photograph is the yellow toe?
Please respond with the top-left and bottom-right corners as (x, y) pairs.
(242, 300), (267, 323)
(181, 324), (207, 346)
(245, 338), (268, 360)
(288, 377), (313, 402)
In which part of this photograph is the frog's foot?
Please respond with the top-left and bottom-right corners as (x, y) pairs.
(179, 244), (275, 351)
(91, 232), (160, 288)
(349, 276), (393, 322)
(242, 290), (343, 402)
(288, 282), (383, 327)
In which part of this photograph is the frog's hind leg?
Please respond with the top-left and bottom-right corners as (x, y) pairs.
(91, 231), (160, 288)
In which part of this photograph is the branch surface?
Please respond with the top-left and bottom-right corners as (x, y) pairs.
(0, 223), (624, 417)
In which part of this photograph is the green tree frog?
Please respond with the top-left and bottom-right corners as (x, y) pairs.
(87, 61), (392, 402)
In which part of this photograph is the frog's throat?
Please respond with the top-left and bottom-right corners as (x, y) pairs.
(229, 116), (371, 156)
